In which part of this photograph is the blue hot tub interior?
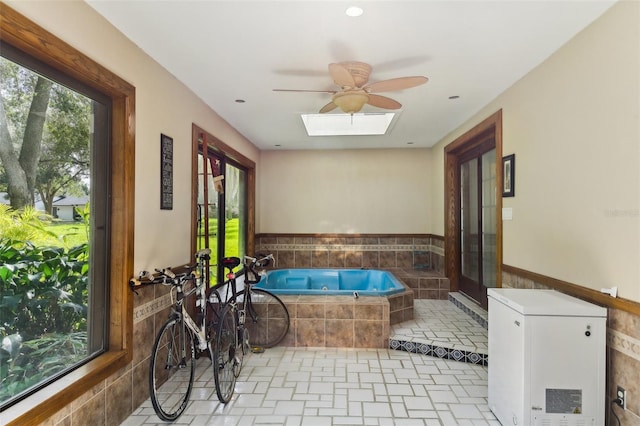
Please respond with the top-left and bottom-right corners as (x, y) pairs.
(255, 269), (405, 296)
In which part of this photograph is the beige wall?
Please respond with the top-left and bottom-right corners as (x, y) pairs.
(258, 149), (432, 234)
(9, 1), (637, 297)
(6, 0), (260, 272)
(430, 1), (640, 302)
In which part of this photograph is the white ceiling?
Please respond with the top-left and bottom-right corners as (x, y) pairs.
(86, 0), (616, 151)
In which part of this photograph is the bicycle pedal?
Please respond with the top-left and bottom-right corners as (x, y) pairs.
(251, 346), (265, 353)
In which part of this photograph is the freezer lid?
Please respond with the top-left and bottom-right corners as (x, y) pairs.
(487, 288), (607, 317)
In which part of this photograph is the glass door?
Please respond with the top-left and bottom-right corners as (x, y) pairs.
(197, 141), (248, 283)
(196, 151), (222, 283)
(224, 163), (247, 260)
(459, 148), (496, 305)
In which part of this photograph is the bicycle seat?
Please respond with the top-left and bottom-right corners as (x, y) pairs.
(221, 257), (241, 271)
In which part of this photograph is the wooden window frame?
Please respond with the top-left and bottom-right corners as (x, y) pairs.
(0, 4), (135, 424)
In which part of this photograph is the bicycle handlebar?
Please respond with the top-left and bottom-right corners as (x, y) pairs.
(244, 253), (274, 269)
(242, 253), (275, 284)
(129, 267), (190, 288)
(129, 251), (273, 290)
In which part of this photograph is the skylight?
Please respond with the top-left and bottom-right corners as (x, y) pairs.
(301, 113), (395, 136)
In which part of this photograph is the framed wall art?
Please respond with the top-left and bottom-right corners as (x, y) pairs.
(502, 154), (515, 197)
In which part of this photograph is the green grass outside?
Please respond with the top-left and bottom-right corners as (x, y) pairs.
(197, 217), (243, 272)
(36, 222), (89, 248)
(42, 218), (241, 271)
(224, 218), (240, 257)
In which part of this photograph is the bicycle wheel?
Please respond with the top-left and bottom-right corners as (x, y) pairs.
(149, 317), (195, 421)
(240, 287), (290, 348)
(234, 322), (249, 378)
(213, 304), (238, 403)
(206, 291), (223, 343)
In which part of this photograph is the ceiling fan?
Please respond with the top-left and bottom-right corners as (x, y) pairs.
(273, 61), (428, 114)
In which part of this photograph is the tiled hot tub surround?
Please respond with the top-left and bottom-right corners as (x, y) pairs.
(270, 280), (415, 349)
(278, 295), (391, 349)
(256, 234), (449, 301)
(251, 234), (449, 349)
(255, 234), (445, 275)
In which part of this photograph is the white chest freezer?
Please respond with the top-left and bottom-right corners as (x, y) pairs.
(488, 288), (606, 426)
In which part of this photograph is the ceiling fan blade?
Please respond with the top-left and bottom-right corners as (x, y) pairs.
(319, 101), (338, 113)
(366, 94), (402, 110)
(329, 63), (356, 88)
(273, 89), (337, 94)
(364, 76), (428, 93)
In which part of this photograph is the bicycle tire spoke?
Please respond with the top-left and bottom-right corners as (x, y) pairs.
(149, 319), (195, 421)
(213, 305), (238, 403)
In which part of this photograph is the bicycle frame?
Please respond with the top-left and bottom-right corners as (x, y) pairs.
(171, 270), (211, 352)
(130, 249), (216, 354)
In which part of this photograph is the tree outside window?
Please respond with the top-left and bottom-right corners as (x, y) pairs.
(0, 53), (107, 409)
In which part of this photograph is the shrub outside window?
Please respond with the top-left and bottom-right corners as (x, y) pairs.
(0, 44), (109, 410)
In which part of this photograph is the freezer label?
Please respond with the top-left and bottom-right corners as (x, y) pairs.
(545, 389), (582, 414)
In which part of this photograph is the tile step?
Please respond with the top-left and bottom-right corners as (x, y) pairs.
(448, 292), (488, 329)
(390, 338), (488, 366)
(390, 294), (489, 366)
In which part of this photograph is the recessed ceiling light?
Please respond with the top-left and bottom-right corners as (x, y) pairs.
(345, 6), (363, 17)
(235, 99), (246, 103)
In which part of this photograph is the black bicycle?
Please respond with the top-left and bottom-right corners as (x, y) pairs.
(212, 253), (290, 403)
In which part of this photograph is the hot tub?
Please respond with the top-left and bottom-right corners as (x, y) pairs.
(255, 268), (405, 296)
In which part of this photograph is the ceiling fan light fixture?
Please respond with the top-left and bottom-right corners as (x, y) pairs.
(333, 92), (369, 114)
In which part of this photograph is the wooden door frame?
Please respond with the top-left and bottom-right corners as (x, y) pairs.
(191, 124), (256, 262)
(444, 110), (503, 303)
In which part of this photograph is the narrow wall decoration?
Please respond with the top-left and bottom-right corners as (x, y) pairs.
(160, 134), (173, 210)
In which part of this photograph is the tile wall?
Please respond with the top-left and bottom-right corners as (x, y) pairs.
(254, 234), (449, 305)
(278, 295), (391, 348)
(254, 234), (445, 274)
(502, 269), (640, 425)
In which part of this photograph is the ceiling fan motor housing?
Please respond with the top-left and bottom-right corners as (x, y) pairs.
(340, 61), (372, 87)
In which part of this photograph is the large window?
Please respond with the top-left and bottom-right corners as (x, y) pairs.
(0, 48), (110, 409)
(0, 5), (134, 424)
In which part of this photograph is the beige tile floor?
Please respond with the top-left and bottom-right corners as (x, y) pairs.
(122, 298), (498, 425)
